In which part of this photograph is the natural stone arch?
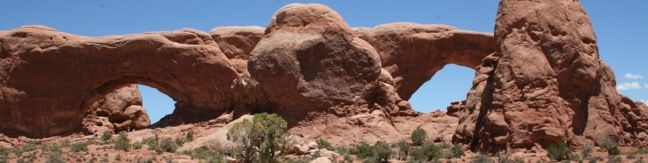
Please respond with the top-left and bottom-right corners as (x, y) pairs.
(0, 26), (241, 137)
(355, 23), (497, 100)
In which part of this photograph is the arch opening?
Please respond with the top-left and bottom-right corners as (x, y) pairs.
(409, 64), (475, 113)
(138, 84), (176, 124)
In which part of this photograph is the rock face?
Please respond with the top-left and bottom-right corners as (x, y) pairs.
(83, 84), (151, 134)
(248, 4), (388, 123)
(453, 0), (648, 150)
(355, 23), (497, 100)
(0, 25), (241, 137)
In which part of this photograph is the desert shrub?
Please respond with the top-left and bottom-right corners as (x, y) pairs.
(144, 137), (158, 151)
(372, 141), (393, 163)
(45, 152), (64, 163)
(21, 140), (38, 153)
(101, 131), (113, 142)
(450, 144), (465, 158)
(547, 142), (570, 161)
(185, 146), (223, 162)
(114, 133), (131, 151)
(350, 141), (392, 163)
(396, 140), (410, 160)
(411, 128), (427, 146)
(316, 139), (333, 150)
(71, 141), (88, 152)
(599, 138), (620, 156)
(0, 146), (7, 156)
(186, 131), (195, 142)
(582, 144), (593, 159)
(410, 142), (442, 161)
(159, 138), (180, 153)
(472, 153), (493, 163)
(132, 141), (143, 150)
(0, 146), (6, 163)
(227, 113), (288, 163)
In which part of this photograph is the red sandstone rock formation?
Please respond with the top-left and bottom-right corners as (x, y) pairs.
(82, 85), (150, 134)
(453, 0), (648, 150)
(1, 3), (647, 152)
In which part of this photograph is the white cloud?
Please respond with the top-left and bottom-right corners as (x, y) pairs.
(625, 73), (645, 79)
(641, 100), (648, 104)
(617, 82), (642, 90)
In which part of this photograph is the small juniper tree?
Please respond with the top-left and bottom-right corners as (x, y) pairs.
(411, 128), (427, 146)
(227, 113), (288, 163)
(547, 142), (570, 161)
(396, 140), (410, 160)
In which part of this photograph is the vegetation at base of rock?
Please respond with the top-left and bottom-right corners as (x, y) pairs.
(45, 152), (64, 163)
(351, 141), (393, 163)
(316, 138), (333, 150)
(71, 141), (88, 152)
(599, 138), (620, 156)
(409, 142), (441, 161)
(411, 128), (427, 146)
(114, 132), (131, 151)
(184, 146), (224, 163)
(450, 144), (465, 158)
(101, 131), (113, 142)
(547, 142), (570, 161)
(159, 137), (180, 153)
(396, 140), (410, 160)
(186, 131), (195, 142)
(227, 113), (288, 163)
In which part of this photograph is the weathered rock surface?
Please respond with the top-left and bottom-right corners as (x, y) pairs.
(0, 25), (241, 137)
(355, 23), (497, 100)
(453, 0), (648, 150)
(83, 84), (150, 134)
(248, 4), (390, 124)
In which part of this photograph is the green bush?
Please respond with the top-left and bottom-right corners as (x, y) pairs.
(410, 142), (441, 161)
(45, 152), (64, 163)
(114, 133), (131, 151)
(186, 131), (195, 142)
(599, 138), (619, 156)
(350, 141), (392, 163)
(547, 142), (570, 161)
(450, 144), (465, 158)
(411, 128), (427, 146)
(316, 139), (333, 150)
(227, 113), (288, 163)
(71, 142), (88, 152)
(144, 137), (158, 151)
(22, 141), (38, 152)
(132, 141), (143, 150)
(185, 146), (223, 163)
(396, 140), (410, 160)
(101, 131), (113, 142)
(0, 146), (6, 163)
(159, 138), (180, 153)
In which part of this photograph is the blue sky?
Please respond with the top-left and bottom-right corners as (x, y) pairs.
(1, 1), (646, 122)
